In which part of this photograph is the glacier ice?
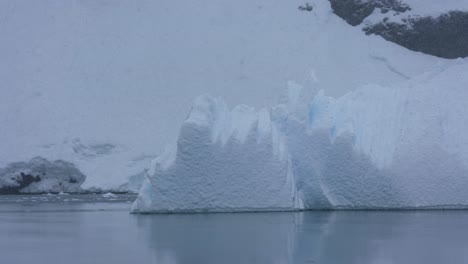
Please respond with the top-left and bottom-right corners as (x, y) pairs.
(133, 96), (298, 212)
(133, 60), (468, 212)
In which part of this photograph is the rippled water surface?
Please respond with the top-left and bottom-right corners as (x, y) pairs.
(1, 194), (468, 264)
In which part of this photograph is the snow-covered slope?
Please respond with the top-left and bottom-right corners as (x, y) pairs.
(0, 0), (462, 192)
(133, 58), (468, 212)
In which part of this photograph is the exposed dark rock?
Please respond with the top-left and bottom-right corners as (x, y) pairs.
(328, 0), (468, 58)
(365, 11), (468, 59)
(69, 178), (78, 184)
(299, 3), (313, 12)
(0, 173), (41, 194)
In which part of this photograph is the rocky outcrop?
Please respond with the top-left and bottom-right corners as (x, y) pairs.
(364, 11), (468, 59)
(328, 0), (468, 59)
(0, 157), (86, 194)
(329, 0), (410, 26)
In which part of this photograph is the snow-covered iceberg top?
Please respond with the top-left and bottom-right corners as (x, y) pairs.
(132, 59), (468, 213)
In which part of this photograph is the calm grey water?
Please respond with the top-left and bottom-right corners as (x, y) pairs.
(1, 195), (468, 264)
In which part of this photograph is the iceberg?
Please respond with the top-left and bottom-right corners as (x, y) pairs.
(133, 96), (298, 212)
(133, 59), (468, 213)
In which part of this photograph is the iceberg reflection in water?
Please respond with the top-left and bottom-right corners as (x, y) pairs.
(136, 211), (468, 264)
(1, 197), (468, 264)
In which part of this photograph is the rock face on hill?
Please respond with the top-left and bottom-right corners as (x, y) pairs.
(0, 157), (85, 194)
(329, 0), (410, 26)
(328, 0), (468, 59)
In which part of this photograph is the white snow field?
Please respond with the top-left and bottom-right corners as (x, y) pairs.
(1, 0), (465, 192)
(133, 58), (468, 212)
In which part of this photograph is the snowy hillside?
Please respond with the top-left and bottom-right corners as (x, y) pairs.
(1, 0), (466, 192)
(133, 58), (468, 212)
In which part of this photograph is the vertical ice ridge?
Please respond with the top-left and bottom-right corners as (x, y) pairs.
(133, 60), (468, 212)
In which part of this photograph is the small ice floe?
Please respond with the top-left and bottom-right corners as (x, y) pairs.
(102, 192), (118, 198)
(58, 192), (69, 195)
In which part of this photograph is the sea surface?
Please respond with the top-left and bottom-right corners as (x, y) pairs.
(1, 194), (468, 264)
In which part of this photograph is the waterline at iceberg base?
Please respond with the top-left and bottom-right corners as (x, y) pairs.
(132, 61), (468, 213)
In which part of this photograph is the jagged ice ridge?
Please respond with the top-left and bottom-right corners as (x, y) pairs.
(133, 59), (468, 212)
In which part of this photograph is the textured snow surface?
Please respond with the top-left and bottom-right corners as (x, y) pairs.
(0, 0), (451, 191)
(133, 59), (468, 212)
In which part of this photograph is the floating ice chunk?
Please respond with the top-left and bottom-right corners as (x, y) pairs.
(102, 192), (118, 198)
(134, 61), (468, 213)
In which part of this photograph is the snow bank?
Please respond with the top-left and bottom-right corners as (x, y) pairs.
(133, 59), (468, 212)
